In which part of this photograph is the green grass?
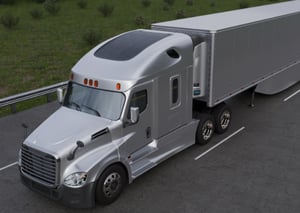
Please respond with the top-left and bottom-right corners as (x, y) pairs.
(0, 0), (288, 115)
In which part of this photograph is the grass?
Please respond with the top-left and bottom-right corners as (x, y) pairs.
(0, 0), (288, 115)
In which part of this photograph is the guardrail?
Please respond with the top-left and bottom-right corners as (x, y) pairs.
(0, 81), (68, 113)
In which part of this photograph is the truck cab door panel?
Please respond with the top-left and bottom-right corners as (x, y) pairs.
(119, 82), (154, 163)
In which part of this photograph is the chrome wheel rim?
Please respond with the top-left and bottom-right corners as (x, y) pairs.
(220, 110), (231, 130)
(103, 172), (121, 198)
(202, 120), (213, 140)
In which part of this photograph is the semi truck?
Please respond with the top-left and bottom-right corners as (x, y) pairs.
(19, 1), (300, 208)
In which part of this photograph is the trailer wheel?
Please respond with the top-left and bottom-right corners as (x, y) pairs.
(195, 113), (215, 145)
(95, 164), (127, 205)
(213, 103), (231, 134)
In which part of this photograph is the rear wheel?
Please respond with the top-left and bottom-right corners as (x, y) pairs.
(95, 164), (127, 205)
(195, 113), (215, 145)
(213, 103), (231, 134)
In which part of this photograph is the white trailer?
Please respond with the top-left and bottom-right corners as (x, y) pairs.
(152, 0), (300, 106)
(19, 1), (300, 208)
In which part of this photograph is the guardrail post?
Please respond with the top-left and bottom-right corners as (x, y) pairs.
(47, 93), (52, 103)
(10, 104), (17, 114)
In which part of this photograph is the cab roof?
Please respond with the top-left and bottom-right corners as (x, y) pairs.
(71, 29), (193, 92)
(94, 30), (170, 61)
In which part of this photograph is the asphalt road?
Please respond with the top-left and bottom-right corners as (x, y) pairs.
(0, 83), (299, 213)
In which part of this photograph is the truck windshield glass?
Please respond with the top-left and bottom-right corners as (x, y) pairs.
(63, 82), (125, 120)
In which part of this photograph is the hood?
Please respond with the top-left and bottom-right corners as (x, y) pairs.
(24, 107), (112, 157)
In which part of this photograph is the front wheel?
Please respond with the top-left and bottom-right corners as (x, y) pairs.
(95, 164), (127, 205)
(195, 113), (215, 145)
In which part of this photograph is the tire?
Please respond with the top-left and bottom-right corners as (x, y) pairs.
(95, 164), (127, 205)
(195, 113), (215, 145)
(213, 103), (231, 134)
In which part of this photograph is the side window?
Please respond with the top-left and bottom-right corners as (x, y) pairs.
(127, 90), (147, 118)
(170, 76), (180, 107)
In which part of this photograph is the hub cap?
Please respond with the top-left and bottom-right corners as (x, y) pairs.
(103, 172), (121, 198)
(202, 120), (213, 140)
(220, 110), (231, 130)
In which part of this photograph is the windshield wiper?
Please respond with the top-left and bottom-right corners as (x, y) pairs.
(82, 105), (101, 117)
(69, 101), (81, 111)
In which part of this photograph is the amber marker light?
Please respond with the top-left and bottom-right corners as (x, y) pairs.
(84, 78), (88, 85)
(116, 83), (121, 90)
(89, 79), (93, 86)
(94, 80), (99, 88)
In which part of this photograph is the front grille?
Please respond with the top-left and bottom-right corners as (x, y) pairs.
(21, 174), (60, 199)
(21, 145), (58, 186)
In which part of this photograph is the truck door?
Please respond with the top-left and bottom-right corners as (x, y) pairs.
(121, 81), (154, 159)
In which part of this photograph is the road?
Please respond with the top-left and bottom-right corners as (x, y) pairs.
(0, 83), (299, 213)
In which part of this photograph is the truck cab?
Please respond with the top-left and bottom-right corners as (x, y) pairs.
(19, 1), (300, 207)
(19, 29), (199, 207)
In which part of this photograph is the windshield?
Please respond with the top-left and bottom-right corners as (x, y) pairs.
(63, 82), (125, 120)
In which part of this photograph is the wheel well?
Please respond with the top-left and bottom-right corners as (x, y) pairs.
(97, 162), (129, 184)
(193, 99), (211, 117)
(193, 99), (228, 116)
(94, 162), (129, 205)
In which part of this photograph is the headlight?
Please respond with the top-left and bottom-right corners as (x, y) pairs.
(64, 172), (87, 188)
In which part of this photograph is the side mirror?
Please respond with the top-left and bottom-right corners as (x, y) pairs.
(57, 88), (64, 104)
(130, 107), (140, 124)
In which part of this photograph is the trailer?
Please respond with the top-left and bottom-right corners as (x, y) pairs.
(152, 0), (300, 106)
(19, 1), (300, 208)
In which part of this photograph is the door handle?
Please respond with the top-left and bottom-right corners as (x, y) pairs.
(146, 127), (151, 139)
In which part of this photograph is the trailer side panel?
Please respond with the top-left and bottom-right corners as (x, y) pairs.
(209, 12), (300, 105)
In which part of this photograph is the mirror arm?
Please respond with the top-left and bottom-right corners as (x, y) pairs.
(130, 107), (140, 124)
(57, 88), (64, 104)
(67, 141), (85, 161)
(123, 107), (140, 128)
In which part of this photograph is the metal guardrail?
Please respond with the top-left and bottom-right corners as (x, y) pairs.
(0, 81), (68, 113)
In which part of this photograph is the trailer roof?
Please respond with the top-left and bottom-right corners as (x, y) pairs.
(152, 1), (300, 32)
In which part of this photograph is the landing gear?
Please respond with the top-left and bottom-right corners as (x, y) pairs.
(249, 86), (257, 108)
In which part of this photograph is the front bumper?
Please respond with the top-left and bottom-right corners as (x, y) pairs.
(20, 170), (96, 208)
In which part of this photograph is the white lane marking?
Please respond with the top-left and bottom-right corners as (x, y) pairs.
(0, 161), (18, 172)
(194, 127), (245, 161)
(283, 89), (300, 102)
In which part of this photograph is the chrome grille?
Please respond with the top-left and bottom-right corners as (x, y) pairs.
(21, 145), (58, 186)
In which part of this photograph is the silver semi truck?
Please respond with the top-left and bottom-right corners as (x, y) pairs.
(19, 1), (300, 208)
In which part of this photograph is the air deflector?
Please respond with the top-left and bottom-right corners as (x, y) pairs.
(94, 31), (170, 61)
